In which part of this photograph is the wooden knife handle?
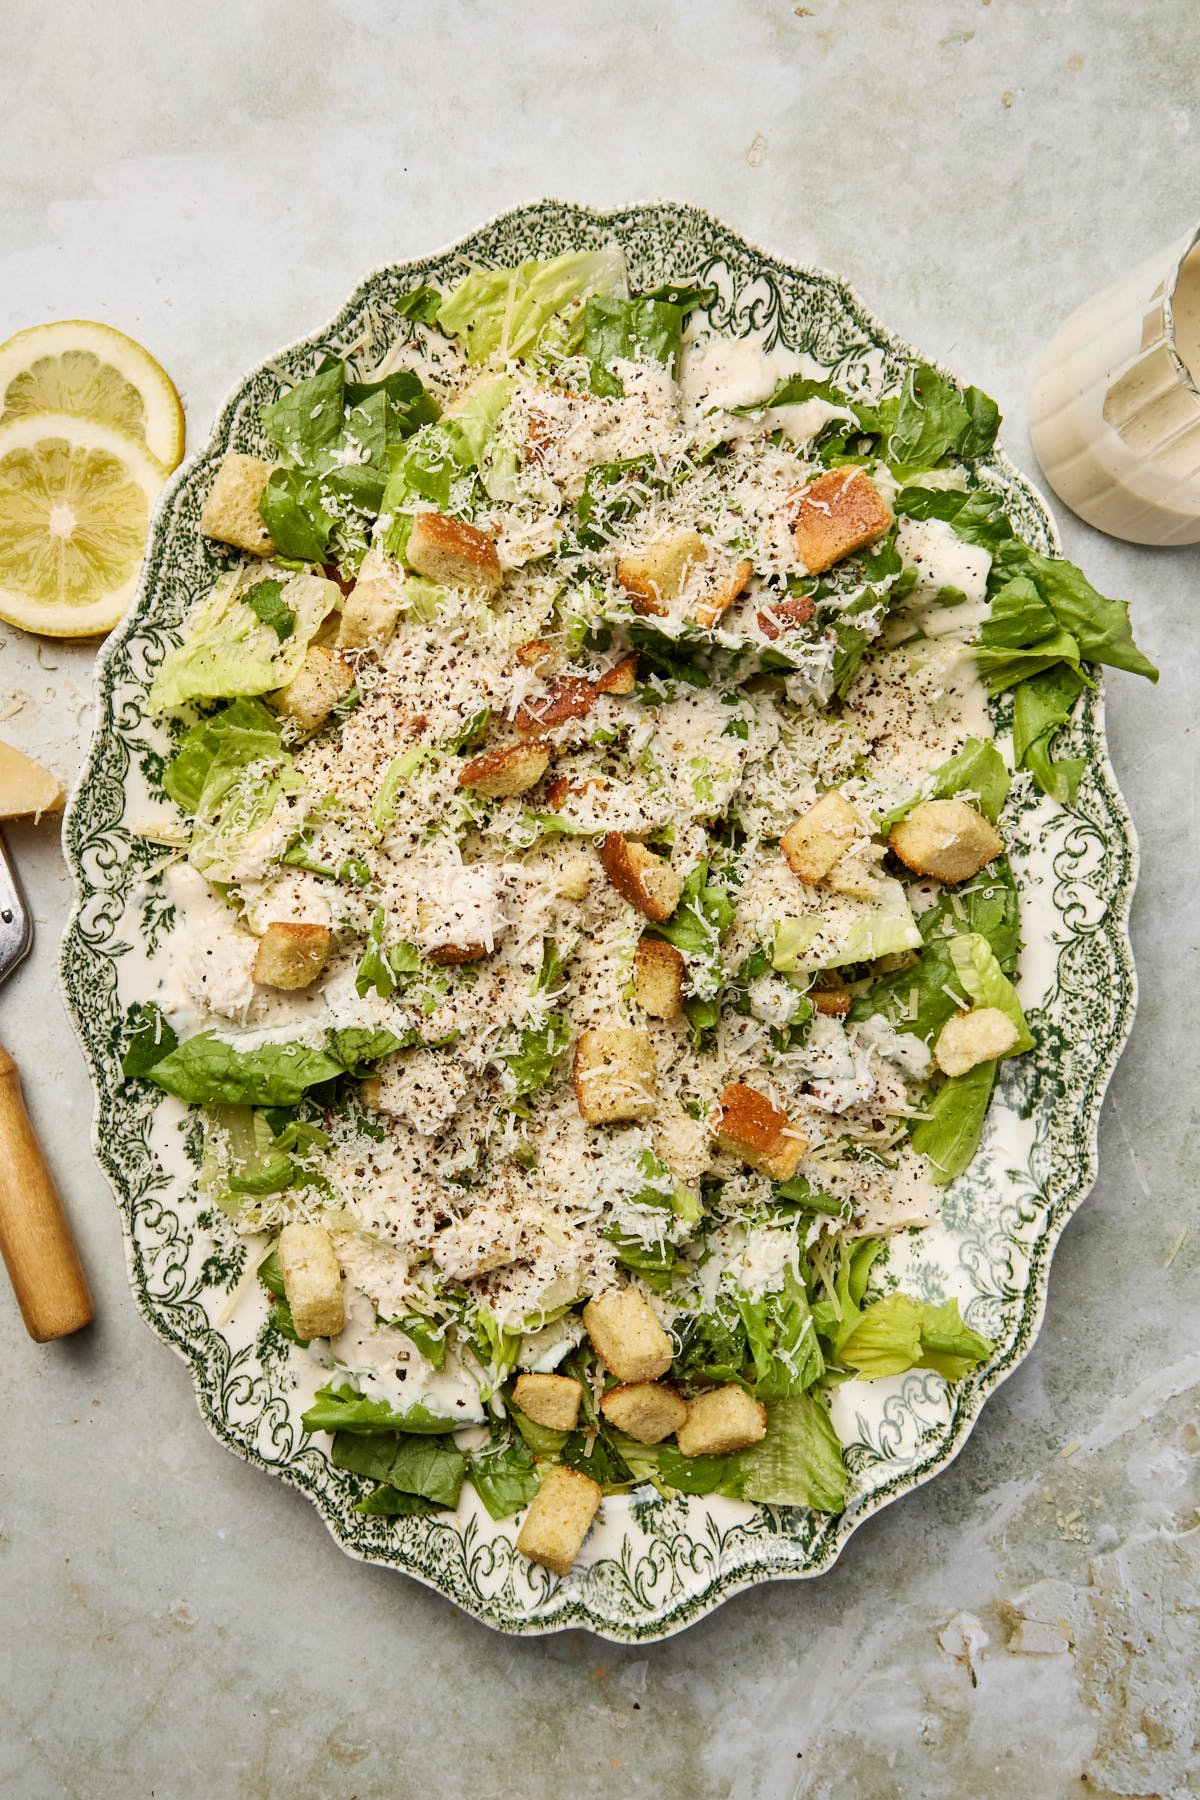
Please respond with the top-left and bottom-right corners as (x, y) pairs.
(0, 1042), (94, 1341)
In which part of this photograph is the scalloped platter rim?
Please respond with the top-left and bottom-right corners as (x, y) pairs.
(59, 200), (1138, 1642)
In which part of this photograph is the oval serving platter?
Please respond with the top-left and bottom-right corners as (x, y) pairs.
(60, 201), (1138, 1641)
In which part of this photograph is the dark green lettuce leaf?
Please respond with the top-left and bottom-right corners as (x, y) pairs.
(120, 1001), (180, 1077)
(909, 1061), (998, 1184)
(302, 1383), (460, 1436)
(1012, 665), (1086, 805)
(582, 294), (686, 398)
(466, 1436), (542, 1519)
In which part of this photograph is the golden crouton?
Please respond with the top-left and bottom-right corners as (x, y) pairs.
(512, 1372), (584, 1432)
(252, 921), (331, 991)
(515, 1466), (602, 1576)
(270, 644), (355, 734)
(757, 592), (815, 640)
(457, 739), (553, 799)
(615, 529), (708, 617)
(277, 1223), (344, 1340)
(425, 941), (488, 967)
(632, 937), (685, 1020)
(515, 637), (562, 674)
(787, 467), (893, 574)
(888, 798), (1005, 884)
(711, 1081), (807, 1181)
(583, 1287), (674, 1383)
(935, 1006), (1020, 1077)
(597, 654), (638, 696)
(600, 833), (682, 923)
(513, 656), (638, 736)
(599, 1381), (688, 1445)
(811, 986), (852, 1017)
(654, 1103), (714, 1185)
(573, 1028), (657, 1125)
(675, 1386), (767, 1458)
(781, 790), (863, 885)
(689, 558), (755, 630)
(555, 855), (593, 901)
(407, 511), (502, 593)
(335, 552), (405, 649)
(199, 452), (277, 557)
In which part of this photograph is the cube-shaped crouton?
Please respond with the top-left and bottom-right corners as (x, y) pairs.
(600, 833), (682, 924)
(689, 558), (754, 630)
(515, 637), (561, 674)
(888, 799), (1004, 884)
(277, 1223), (344, 1340)
(336, 554), (405, 649)
(711, 1081), (807, 1181)
(599, 1381), (688, 1445)
(757, 592), (815, 640)
(199, 452), (277, 557)
(654, 1104), (713, 1185)
(811, 986), (851, 1017)
(512, 1372), (584, 1432)
(787, 467), (893, 574)
(675, 1385), (767, 1458)
(781, 791), (863, 885)
(407, 512), (502, 593)
(555, 855), (593, 901)
(252, 921), (331, 990)
(270, 645), (355, 734)
(573, 1028), (657, 1125)
(632, 937), (685, 1019)
(515, 1466), (602, 1576)
(596, 654), (638, 696)
(457, 739), (553, 799)
(583, 1287), (674, 1383)
(615, 529), (708, 617)
(935, 1006), (1019, 1077)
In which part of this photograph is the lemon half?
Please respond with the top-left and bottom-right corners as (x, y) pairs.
(0, 413), (167, 636)
(0, 319), (184, 472)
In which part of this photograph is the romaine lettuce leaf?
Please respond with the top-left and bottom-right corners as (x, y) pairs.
(582, 294), (686, 398)
(773, 882), (921, 975)
(876, 736), (1011, 833)
(187, 745), (299, 882)
(1012, 664), (1087, 805)
(146, 1027), (399, 1107)
(655, 1445), (747, 1497)
(909, 1060), (997, 1183)
(466, 1437), (541, 1519)
(734, 1273), (824, 1402)
(377, 376), (513, 555)
(838, 1293), (992, 1380)
(437, 246), (627, 365)
(738, 1392), (847, 1512)
(148, 570), (339, 711)
(302, 1383), (461, 1435)
(671, 1296), (750, 1386)
(947, 933), (1032, 1055)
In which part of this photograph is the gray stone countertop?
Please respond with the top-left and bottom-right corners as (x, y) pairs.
(1, 3), (1197, 1796)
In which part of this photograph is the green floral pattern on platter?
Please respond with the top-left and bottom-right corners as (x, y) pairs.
(59, 201), (1138, 1642)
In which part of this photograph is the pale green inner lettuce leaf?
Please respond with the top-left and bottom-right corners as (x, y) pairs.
(436, 245), (628, 365)
(772, 879), (921, 974)
(188, 751), (301, 881)
(838, 1293), (992, 1381)
(947, 932), (1033, 1055)
(877, 736), (1011, 833)
(378, 375), (514, 556)
(737, 1392), (848, 1512)
(148, 570), (339, 711)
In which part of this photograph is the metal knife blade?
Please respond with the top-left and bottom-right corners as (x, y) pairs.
(0, 829), (32, 987)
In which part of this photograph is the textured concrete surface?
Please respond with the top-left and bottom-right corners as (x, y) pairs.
(1, 2), (1198, 1796)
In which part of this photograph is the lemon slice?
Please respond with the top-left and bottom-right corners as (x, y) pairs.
(0, 413), (167, 636)
(0, 320), (184, 471)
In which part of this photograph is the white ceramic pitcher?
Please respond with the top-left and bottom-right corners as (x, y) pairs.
(1029, 223), (1200, 546)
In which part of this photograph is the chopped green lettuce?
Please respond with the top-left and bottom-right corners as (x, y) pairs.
(466, 1437), (542, 1519)
(162, 698), (284, 815)
(148, 570), (339, 711)
(838, 1293), (992, 1381)
(910, 1060), (998, 1184)
(120, 1001), (180, 1077)
(582, 294), (686, 398)
(734, 1273), (824, 1402)
(437, 245), (627, 365)
(145, 1027), (400, 1107)
(876, 736), (1011, 833)
(738, 1393), (848, 1512)
(947, 933), (1033, 1055)
(302, 1383), (460, 1435)
(1012, 664), (1087, 805)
